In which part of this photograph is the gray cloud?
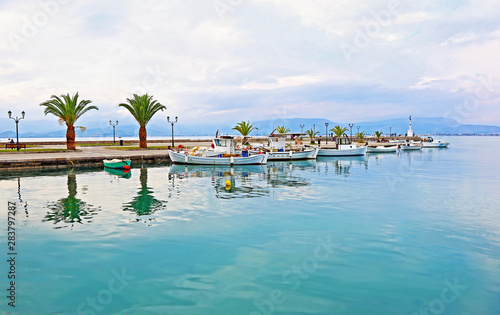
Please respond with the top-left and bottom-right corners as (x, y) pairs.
(1, 0), (499, 128)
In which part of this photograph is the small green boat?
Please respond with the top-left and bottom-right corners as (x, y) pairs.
(103, 159), (131, 169)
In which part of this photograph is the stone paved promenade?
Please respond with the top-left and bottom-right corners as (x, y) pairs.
(0, 141), (211, 170)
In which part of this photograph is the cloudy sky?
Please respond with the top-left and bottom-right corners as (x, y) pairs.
(1, 0), (499, 127)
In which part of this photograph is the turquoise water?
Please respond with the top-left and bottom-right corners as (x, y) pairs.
(1, 136), (499, 315)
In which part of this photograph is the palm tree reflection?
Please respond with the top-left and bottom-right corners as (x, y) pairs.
(123, 168), (166, 216)
(44, 174), (100, 227)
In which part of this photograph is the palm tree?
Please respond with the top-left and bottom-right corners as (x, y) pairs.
(306, 128), (320, 144)
(119, 94), (166, 148)
(374, 131), (383, 142)
(330, 125), (348, 138)
(40, 92), (98, 150)
(232, 121), (258, 145)
(356, 131), (366, 143)
(276, 125), (290, 133)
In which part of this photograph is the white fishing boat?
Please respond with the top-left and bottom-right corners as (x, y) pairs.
(422, 136), (450, 148)
(265, 148), (318, 160)
(169, 151), (268, 165)
(367, 145), (398, 153)
(317, 137), (367, 156)
(169, 135), (268, 165)
(400, 141), (422, 151)
(250, 133), (318, 160)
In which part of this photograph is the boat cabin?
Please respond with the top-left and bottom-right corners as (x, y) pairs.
(269, 133), (305, 152)
(269, 136), (287, 152)
(336, 137), (357, 150)
(212, 136), (237, 155)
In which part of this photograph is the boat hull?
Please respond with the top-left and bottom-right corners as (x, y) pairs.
(264, 148), (318, 161)
(103, 159), (131, 169)
(367, 146), (398, 153)
(423, 143), (449, 148)
(169, 151), (268, 165)
(400, 146), (422, 151)
(317, 146), (367, 156)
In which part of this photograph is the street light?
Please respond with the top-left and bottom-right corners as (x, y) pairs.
(167, 116), (178, 147)
(300, 124), (305, 133)
(348, 123), (354, 140)
(325, 122), (329, 145)
(8, 110), (25, 151)
(390, 126), (392, 138)
(109, 120), (118, 143)
(357, 126), (361, 133)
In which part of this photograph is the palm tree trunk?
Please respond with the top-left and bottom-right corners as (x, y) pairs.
(66, 125), (76, 150)
(139, 126), (147, 148)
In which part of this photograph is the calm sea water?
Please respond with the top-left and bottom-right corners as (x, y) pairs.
(1, 136), (499, 315)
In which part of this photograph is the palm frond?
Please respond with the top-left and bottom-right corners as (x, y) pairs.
(119, 94), (166, 127)
(40, 92), (98, 126)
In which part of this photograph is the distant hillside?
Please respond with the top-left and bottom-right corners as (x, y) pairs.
(0, 117), (499, 138)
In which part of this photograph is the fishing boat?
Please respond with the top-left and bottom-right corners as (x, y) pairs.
(169, 151), (267, 165)
(367, 145), (398, 153)
(317, 137), (367, 156)
(265, 148), (318, 160)
(422, 136), (450, 148)
(399, 141), (422, 151)
(103, 159), (131, 169)
(169, 135), (268, 165)
(249, 133), (318, 160)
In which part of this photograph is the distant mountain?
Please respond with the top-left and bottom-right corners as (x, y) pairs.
(0, 131), (16, 138)
(0, 117), (499, 138)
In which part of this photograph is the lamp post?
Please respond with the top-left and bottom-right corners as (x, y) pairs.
(348, 123), (354, 140)
(167, 116), (178, 147)
(325, 122), (329, 145)
(357, 126), (360, 133)
(300, 124), (305, 133)
(390, 126), (392, 138)
(8, 110), (25, 151)
(109, 120), (118, 143)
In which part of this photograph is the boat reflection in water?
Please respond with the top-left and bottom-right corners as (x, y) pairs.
(315, 156), (368, 176)
(123, 168), (166, 218)
(104, 167), (132, 179)
(169, 162), (314, 199)
(169, 164), (269, 199)
(266, 160), (315, 187)
(44, 173), (101, 229)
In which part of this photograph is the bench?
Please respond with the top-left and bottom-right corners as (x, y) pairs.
(5, 143), (26, 149)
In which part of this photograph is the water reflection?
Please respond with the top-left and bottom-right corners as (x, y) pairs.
(122, 168), (166, 216)
(169, 164), (269, 199)
(315, 156), (367, 175)
(266, 162), (312, 187)
(17, 177), (29, 217)
(104, 167), (132, 179)
(44, 174), (101, 228)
